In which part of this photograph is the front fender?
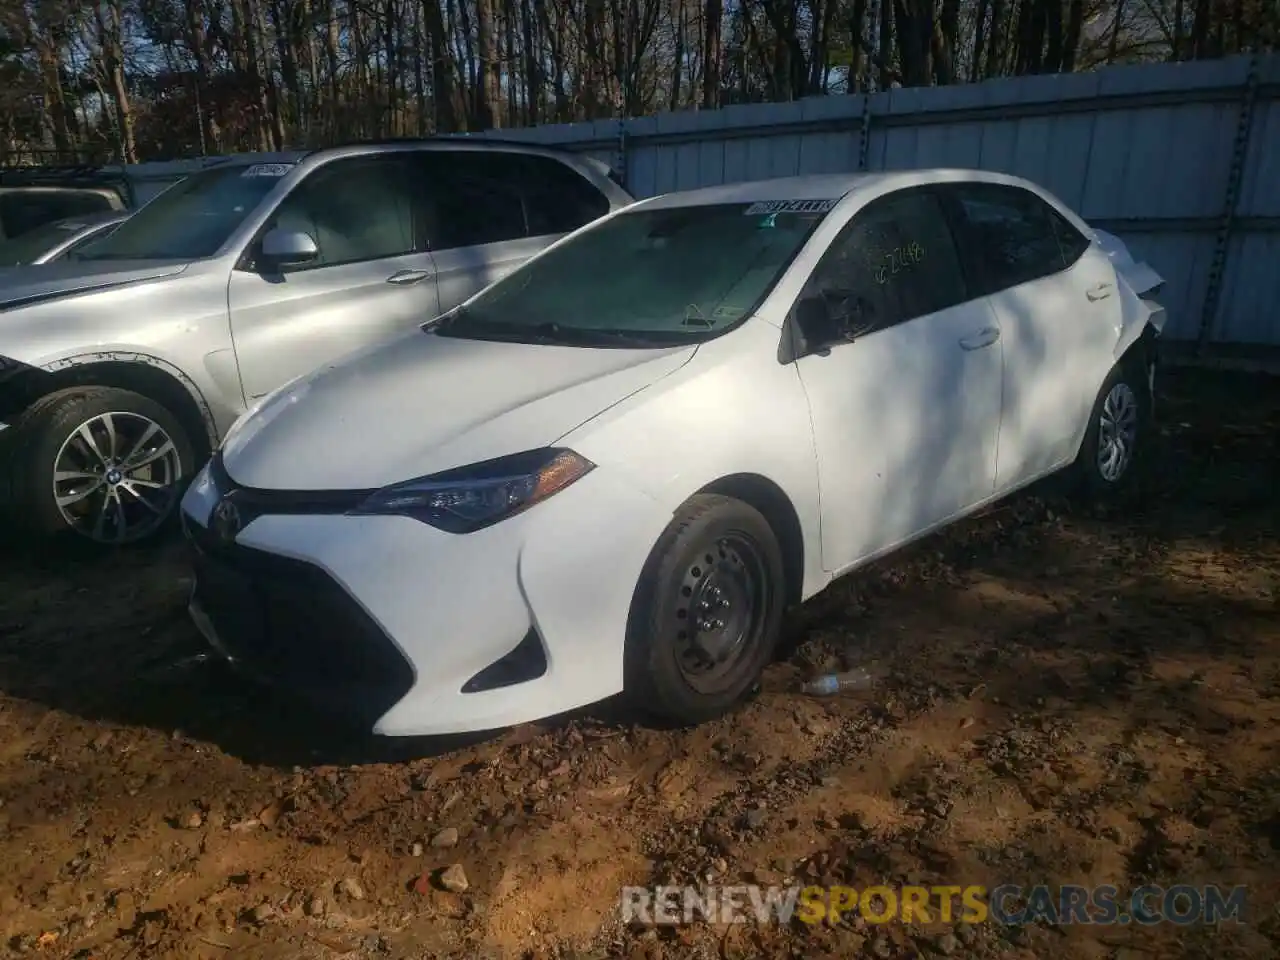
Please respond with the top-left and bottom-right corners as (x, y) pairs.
(563, 318), (828, 600)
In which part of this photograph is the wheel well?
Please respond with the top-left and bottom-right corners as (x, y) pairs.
(1119, 321), (1159, 372)
(0, 360), (214, 459)
(697, 473), (805, 607)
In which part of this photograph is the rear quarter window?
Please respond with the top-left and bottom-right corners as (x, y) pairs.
(514, 155), (612, 236)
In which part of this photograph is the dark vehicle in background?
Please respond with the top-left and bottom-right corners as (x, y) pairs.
(0, 166), (132, 240)
(0, 210), (131, 266)
(0, 161), (197, 240)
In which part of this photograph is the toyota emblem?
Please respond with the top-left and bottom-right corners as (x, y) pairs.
(211, 497), (242, 543)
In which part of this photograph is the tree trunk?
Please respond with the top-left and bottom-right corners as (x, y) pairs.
(93, 0), (137, 162)
(933, 0), (960, 83)
(848, 0), (868, 89)
(1062, 0), (1084, 70)
(669, 0), (684, 110)
(971, 0), (990, 80)
(325, 0), (341, 135)
(474, 0), (499, 128)
(520, 0), (544, 123)
(878, 0), (894, 89)
(422, 0), (463, 130)
(702, 0), (723, 107)
(986, 0), (1006, 76)
(892, 0), (932, 87)
(1106, 0), (1126, 62)
(186, 0), (223, 151)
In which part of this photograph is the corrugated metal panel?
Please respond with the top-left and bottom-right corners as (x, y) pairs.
(108, 54), (1280, 346)
(1238, 99), (1280, 217)
(1215, 233), (1280, 345)
(1110, 232), (1217, 341)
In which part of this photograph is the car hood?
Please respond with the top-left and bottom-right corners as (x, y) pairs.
(220, 329), (697, 491)
(0, 260), (188, 311)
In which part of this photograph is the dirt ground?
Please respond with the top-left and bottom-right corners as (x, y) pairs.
(0, 367), (1277, 960)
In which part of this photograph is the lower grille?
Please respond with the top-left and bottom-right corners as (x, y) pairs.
(190, 530), (415, 727)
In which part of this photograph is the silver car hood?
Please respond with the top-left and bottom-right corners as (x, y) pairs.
(0, 260), (189, 311)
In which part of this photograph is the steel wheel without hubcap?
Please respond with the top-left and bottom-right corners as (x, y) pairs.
(1096, 381), (1139, 483)
(52, 411), (183, 543)
(672, 534), (768, 694)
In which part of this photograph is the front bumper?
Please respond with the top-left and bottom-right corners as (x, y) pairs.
(180, 461), (672, 736)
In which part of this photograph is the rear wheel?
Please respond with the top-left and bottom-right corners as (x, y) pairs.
(624, 494), (785, 726)
(1072, 359), (1150, 501)
(5, 386), (194, 545)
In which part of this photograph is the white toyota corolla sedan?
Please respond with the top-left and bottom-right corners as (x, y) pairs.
(180, 168), (1166, 737)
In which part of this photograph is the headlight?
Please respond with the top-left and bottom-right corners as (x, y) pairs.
(351, 448), (594, 533)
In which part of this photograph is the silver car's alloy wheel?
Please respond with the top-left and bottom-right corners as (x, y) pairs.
(1096, 381), (1139, 483)
(52, 411), (183, 543)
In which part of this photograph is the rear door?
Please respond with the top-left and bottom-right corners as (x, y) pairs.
(940, 182), (1122, 493)
(227, 155), (439, 402)
(409, 150), (615, 315)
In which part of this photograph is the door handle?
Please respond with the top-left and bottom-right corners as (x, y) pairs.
(959, 327), (1000, 351)
(1086, 282), (1114, 301)
(386, 269), (431, 285)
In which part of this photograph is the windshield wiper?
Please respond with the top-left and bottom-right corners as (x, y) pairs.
(567, 327), (695, 347)
(432, 312), (564, 344)
(433, 312), (694, 348)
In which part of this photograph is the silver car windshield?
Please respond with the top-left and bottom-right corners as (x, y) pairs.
(435, 201), (829, 347)
(72, 163), (293, 262)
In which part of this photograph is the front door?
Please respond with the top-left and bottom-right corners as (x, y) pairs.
(792, 187), (1004, 575)
(227, 155), (439, 402)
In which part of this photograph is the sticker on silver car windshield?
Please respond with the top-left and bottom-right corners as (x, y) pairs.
(241, 163), (294, 177)
(744, 199), (838, 215)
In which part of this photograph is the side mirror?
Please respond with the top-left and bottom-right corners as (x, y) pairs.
(794, 295), (837, 346)
(259, 228), (318, 269)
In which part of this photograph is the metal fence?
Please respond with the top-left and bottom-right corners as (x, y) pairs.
(459, 53), (1280, 350)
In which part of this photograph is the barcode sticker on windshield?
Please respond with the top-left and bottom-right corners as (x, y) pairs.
(241, 163), (294, 177)
(744, 199), (838, 216)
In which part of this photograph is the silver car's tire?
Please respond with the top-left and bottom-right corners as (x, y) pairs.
(5, 386), (194, 545)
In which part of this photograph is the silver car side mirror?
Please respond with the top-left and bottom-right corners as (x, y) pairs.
(260, 228), (319, 268)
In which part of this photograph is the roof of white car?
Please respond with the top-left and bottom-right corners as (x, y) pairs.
(634, 168), (1032, 211)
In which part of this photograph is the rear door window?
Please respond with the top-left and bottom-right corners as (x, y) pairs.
(409, 151), (612, 250)
(946, 183), (1074, 295)
(514, 155), (612, 236)
(411, 152), (528, 250)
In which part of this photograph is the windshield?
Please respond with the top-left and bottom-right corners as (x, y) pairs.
(0, 219), (93, 265)
(72, 162), (294, 262)
(435, 200), (831, 347)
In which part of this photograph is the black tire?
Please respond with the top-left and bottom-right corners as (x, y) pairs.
(4, 386), (195, 546)
(1071, 358), (1151, 502)
(623, 494), (786, 726)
